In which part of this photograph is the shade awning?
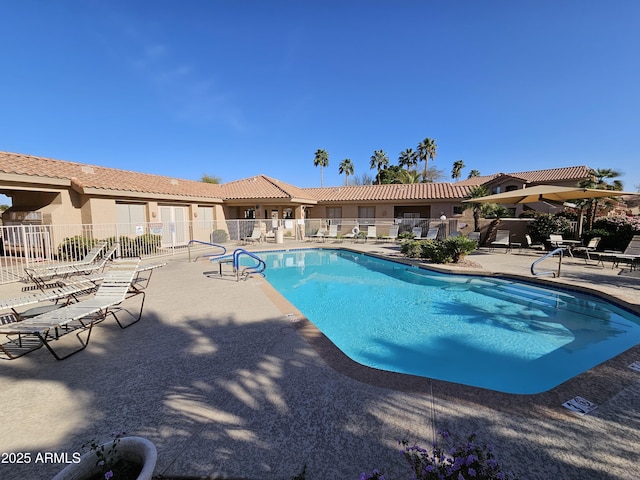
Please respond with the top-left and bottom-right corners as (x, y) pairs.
(462, 185), (635, 204)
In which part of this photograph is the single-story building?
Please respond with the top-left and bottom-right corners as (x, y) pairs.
(0, 150), (595, 245)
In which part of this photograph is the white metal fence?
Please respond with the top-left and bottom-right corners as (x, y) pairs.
(0, 217), (464, 285)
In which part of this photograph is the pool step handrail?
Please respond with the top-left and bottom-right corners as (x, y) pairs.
(232, 248), (266, 281)
(531, 248), (564, 277)
(188, 240), (227, 262)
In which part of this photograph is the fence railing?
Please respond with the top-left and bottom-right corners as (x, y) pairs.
(0, 217), (471, 285)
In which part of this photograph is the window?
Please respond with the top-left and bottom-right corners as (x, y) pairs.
(244, 208), (255, 219)
(326, 207), (342, 219)
(116, 203), (146, 235)
(453, 206), (463, 215)
(198, 206), (214, 229)
(505, 185), (519, 192)
(358, 206), (375, 220)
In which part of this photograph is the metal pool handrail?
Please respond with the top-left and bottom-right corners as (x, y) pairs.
(187, 240), (227, 262)
(232, 248), (266, 280)
(531, 247), (564, 277)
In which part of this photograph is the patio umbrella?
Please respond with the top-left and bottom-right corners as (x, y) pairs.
(462, 184), (635, 237)
(462, 184), (635, 205)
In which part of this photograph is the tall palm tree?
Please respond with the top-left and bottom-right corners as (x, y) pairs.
(338, 158), (354, 186)
(467, 169), (481, 178)
(451, 160), (465, 182)
(462, 185), (491, 232)
(579, 168), (623, 230)
(313, 149), (329, 187)
(398, 148), (418, 171)
(369, 150), (389, 185)
(417, 137), (437, 182)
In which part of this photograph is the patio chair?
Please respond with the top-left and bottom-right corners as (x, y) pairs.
(379, 225), (399, 243)
(467, 231), (481, 243)
(310, 228), (326, 242)
(365, 226), (377, 242)
(326, 224), (339, 240)
(411, 227), (423, 239)
(425, 227), (439, 240)
(490, 230), (514, 252)
(0, 258), (144, 360)
(572, 236), (601, 263)
(599, 235), (640, 270)
(24, 242), (118, 289)
(524, 235), (546, 252)
(0, 279), (99, 323)
(242, 227), (262, 245)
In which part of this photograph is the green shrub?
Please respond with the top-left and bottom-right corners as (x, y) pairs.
(211, 229), (229, 243)
(442, 236), (478, 263)
(398, 231), (415, 241)
(106, 234), (162, 257)
(527, 213), (572, 243)
(400, 240), (424, 258)
(57, 236), (97, 261)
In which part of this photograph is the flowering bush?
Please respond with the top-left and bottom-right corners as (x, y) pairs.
(360, 430), (517, 480)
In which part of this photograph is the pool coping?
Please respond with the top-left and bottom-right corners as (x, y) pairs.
(253, 245), (640, 419)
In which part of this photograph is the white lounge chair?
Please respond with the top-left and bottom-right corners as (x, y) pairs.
(524, 234), (546, 252)
(24, 242), (118, 289)
(572, 236), (601, 262)
(365, 226), (377, 242)
(310, 228), (326, 242)
(0, 258), (144, 360)
(242, 227), (262, 244)
(425, 227), (439, 240)
(380, 225), (399, 243)
(490, 230), (515, 252)
(326, 225), (339, 240)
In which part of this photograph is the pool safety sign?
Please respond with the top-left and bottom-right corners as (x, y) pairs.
(628, 361), (640, 372)
(563, 396), (598, 416)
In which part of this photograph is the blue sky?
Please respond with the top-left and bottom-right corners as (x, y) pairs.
(2, 0), (639, 196)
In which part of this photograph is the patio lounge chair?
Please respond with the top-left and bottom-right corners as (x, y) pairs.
(0, 258), (144, 360)
(411, 227), (423, 239)
(24, 242), (118, 289)
(572, 236), (601, 263)
(0, 279), (99, 323)
(525, 235), (546, 252)
(326, 224), (339, 240)
(595, 235), (640, 270)
(365, 226), (377, 242)
(379, 225), (399, 243)
(242, 227), (262, 245)
(343, 226), (361, 242)
(490, 230), (517, 252)
(467, 231), (481, 243)
(310, 228), (326, 242)
(425, 227), (439, 240)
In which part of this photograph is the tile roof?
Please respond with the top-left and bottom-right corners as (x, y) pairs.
(303, 183), (471, 202)
(219, 175), (318, 202)
(456, 166), (592, 186)
(0, 151), (224, 200)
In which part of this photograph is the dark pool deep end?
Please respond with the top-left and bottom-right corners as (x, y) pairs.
(253, 249), (640, 394)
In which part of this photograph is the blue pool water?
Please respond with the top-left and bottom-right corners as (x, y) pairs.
(253, 249), (640, 394)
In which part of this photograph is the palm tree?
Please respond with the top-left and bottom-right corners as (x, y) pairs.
(462, 185), (491, 232)
(579, 168), (623, 230)
(451, 160), (465, 182)
(313, 149), (329, 187)
(338, 158), (354, 186)
(397, 169), (421, 184)
(369, 150), (389, 185)
(467, 169), (481, 178)
(417, 137), (437, 182)
(398, 148), (418, 171)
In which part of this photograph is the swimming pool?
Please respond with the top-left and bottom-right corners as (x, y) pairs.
(256, 249), (640, 394)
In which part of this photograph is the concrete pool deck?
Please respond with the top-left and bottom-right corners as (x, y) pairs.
(0, 241), (639, 479)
